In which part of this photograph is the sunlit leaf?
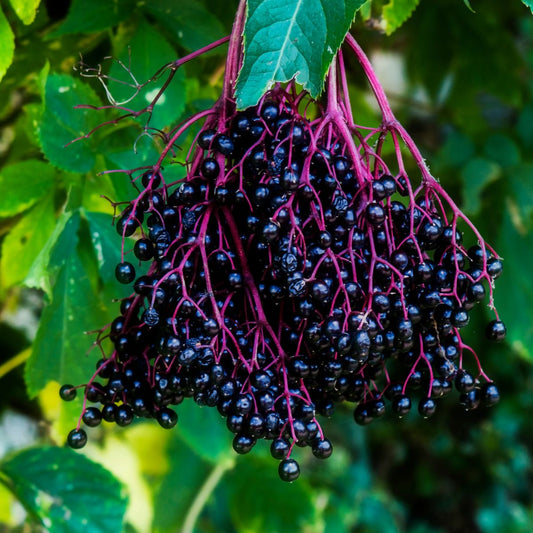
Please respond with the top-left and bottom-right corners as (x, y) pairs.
(1, 192), (56, 288)
(0, 161), (56, 218)
(0, 8), (15, 83)
(8, 0), (41, 25)
(382, 0), (421, 35)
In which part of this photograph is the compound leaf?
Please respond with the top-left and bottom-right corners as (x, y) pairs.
(236, 0), (365, 109)
(0, 446), (128, 533)
(523, 0), (533, 15)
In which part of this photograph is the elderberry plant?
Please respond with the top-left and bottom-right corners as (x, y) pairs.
(61, 1), (506, 482)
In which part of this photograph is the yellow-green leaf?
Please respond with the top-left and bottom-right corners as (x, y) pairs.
(0, 8), (15, 83)
(8, 0), (41, 25)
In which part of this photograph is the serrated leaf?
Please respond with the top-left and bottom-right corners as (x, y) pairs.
(0, 446), (127, 533)
(483, 134), (520, 168)
(523, 0), (533, 14)
(8, 0), (41, 24)
(108, 20), (186, 131)
(1, 192), (56, 288)
(49, 0), (133, 37)
(460, 158), (501, 215)
(0, 8), (15, 83)
(143, 0), (226, 52)
(236, 0), (365, 109)
(25, 211), (107, 396)
(0, 160), (56, 218)
(382, 0), (421, 35)
(38, 74), (102, 173)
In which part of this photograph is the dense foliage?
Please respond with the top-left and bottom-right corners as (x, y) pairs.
(0, 0), (532, 531)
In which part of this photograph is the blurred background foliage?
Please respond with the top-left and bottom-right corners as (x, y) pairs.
(0, 0), (532, 531)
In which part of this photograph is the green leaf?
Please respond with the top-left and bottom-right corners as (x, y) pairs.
(236, 0), (365, 109)
(143, 0), (226, 51)
(175, 401), (234, 464)
(108, 20), (187, 131)
(24, 211), (73, 297)
(83, 210), (130, 300)
(38, 74), (102, 173)
(436, 131), (475, 169)
(227, 456), (318, 532)
(523, 0), (533, 15)
(0, 8), (15, 83)
(463, 0), (475, 13)
(460, 157), (501, 215)
(0, 446), (128, 533)
(359, 0), (373, 20)
(152, 435), (215, 533)
(49, 0), (133, 37)
(0, 160), (56, 218)
(495, 211), (533, 361)
(508, 164), (533, 227)
(25, 211), (108, 396)
(517, 105), (533, 148)
(1, 192), (56, 288)
(8, 0), (41, 24)
(483, 134), (520, 168)
(382, 0), (421, 35)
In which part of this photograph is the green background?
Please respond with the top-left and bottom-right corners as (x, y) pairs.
(0, 0), (532, 531)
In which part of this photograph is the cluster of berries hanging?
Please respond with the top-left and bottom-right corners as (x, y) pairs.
(61, 6), (506, 481)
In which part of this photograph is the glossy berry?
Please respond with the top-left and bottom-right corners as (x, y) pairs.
(67, 428), (87, 449)
(59, 384), (76, 401)
(312, 438), (333, 459)
(278, 458), (300, 482)
(418, 398), (436, 418)
(82, 407), (102, 427)
(486, 320), (506, 342)
(271, 438), (291, 459)
(157, 408), (178, 429)
(115, 262), (136, 284)
(480, 382), (500, 406)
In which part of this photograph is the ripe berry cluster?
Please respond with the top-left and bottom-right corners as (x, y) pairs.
(61, 82), (505, 481)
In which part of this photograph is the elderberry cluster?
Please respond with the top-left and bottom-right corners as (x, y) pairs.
(62, 87), (505, 481)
